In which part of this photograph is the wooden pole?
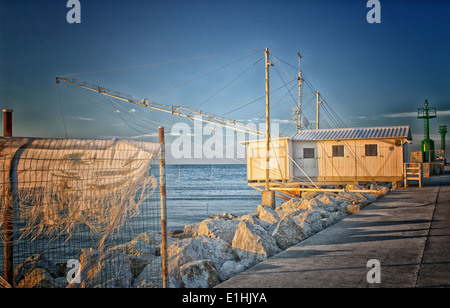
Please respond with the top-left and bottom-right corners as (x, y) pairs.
(265, 48), (270, 191)
(3, 109), (13, 286)
(262, 48), (275, 208)
(158, 126), (168, 288)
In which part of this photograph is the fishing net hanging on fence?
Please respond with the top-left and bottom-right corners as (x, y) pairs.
(1, 138), (159, 244)
(0, 137), (162, 288)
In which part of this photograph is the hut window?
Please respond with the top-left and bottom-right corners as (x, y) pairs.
(332, 145), (344, 157)
(365, 144), (378, 156)
(303, 148), (315, 159)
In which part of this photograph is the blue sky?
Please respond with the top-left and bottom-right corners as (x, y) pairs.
(1, 0), (449, 162)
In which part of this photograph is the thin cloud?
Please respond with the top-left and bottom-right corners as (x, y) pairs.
(272, 118), (292, 124)
(437, 110), (450, 116)
(380, 109), (450, 118)
(67, 115), (94, 121)
(381, 111), (417, 118)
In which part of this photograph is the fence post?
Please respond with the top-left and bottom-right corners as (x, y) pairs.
(3, 109), (14, 286)
(158, 126), (168, 288)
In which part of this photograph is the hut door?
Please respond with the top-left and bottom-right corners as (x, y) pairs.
(365, 140), (402, 177)
(357, 140), (402, 178)
(293, 142), (319, 178)
(320, 142), (355, 179)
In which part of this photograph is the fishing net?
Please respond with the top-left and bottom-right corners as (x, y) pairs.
(0, 137), (162, 288)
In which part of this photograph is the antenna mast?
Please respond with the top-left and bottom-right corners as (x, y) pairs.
(316, 91), (322, 130)
(296, 53), (303, 132)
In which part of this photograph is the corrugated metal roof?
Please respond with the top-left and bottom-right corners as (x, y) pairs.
(291, 125), (412, 141)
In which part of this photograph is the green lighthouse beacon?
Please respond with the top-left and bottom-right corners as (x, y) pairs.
(417, 99), (437, 162)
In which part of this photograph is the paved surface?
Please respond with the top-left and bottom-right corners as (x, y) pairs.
(217, 167), (450, 288)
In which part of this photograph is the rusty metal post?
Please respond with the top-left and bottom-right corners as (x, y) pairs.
(158, 126), (168, 288)
(3, 109), (13, 286)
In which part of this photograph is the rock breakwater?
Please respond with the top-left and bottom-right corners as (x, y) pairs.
(12, 184), (388, 288)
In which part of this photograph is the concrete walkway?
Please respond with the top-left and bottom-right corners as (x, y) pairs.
(217, 168), (450, 288)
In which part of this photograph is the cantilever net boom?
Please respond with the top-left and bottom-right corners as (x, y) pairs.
(56, 77), (264, 137)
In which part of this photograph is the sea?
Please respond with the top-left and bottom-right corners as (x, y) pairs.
(165, 164), (267, 231)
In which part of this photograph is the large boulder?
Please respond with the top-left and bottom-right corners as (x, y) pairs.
(14, 254), (61, 287)
(292, 209), (324, 236)
(335, 196), (352, 205)
(338, 191), (371, 206)
(196, 218), (239, 245)
(83, 247), (133, 288)
(132, 256), (162, 288)
(179, 260), (219, 288)
(16, 268), (62, 288)
(271, 216), (307, 250)
(256, 205), (280, 224)
(275, 202), (308, 219)
(280, 198), (302, 208)
(133, 256), (181, 288)
(309, 194), (339, 212)
(167, 235), (237, 283)
(342, 184), (377, 205)
(183, 222), (202, 238)
(301, 191), (321, 199)
(240, 213), (273, 231)
(370, 183), (389, 198)
(341, 203), (361, 214)
(322, 211), (348, 228)
(232, 220), (281, 262)
(112, 230), (163, 278)
(276, 207), (305, 220)
(293, 209), (322, 226)
(218, 259), (257, 282)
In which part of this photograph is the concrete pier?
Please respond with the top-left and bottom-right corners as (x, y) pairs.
(217, 167), (450, 288)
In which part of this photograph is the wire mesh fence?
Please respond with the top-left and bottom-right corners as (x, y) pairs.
(0, 137), (164, 288)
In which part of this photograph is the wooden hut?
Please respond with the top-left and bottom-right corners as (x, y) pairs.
(245, 125), (412, 190)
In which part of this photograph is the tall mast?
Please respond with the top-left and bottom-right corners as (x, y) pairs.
(263, 47), (275, 209)
(265, 47), (271, 191)
(296, 53), (303, 132)
(316, 91), (321, 130)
